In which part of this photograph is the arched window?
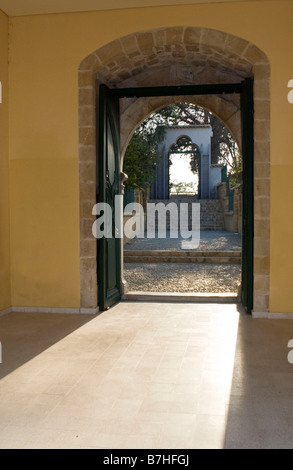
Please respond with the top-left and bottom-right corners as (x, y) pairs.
(169, 136), (200, 174)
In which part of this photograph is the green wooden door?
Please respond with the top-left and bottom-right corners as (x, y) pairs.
(241, 78), (254, 313)
(97, 84), (121, 310)
(96, 81), (254, 312)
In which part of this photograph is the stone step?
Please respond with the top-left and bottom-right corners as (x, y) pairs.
(146, 198), (225, 231)
(122, 292), (239, 303)
(125, 250), (241, 257)
(124, 250), (241, 264)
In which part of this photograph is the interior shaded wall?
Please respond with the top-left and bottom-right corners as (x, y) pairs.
(6, 1), (293, 313)
(0, 10), (11, 311)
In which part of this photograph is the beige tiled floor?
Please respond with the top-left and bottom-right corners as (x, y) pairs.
(1, 302), (293, 449)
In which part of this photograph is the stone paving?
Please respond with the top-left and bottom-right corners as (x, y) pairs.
(124, 230), (241, 252)
(2, 304), (293, 449)
(124, 231), (242, 293)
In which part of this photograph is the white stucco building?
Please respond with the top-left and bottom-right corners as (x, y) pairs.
(150, 125), (222, 199)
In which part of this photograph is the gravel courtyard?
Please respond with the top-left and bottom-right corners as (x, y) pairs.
(124, 262), (241, 293)
(124, 231), (242, 294)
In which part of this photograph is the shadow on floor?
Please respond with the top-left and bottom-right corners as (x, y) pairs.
(224, 304), (293, 448)
(0, 312), (96, 380)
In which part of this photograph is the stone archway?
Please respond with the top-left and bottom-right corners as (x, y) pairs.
(78, 26), (270, 315)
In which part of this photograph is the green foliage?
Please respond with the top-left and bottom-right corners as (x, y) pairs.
(123, 108), (176, 190)
(123, 133), (162, 190)
(189, 153), (200, 174)
(170, 180), (196, 195)
(228, 162), (242, 187)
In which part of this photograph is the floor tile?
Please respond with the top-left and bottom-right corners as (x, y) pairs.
(1, 303), (293, 448)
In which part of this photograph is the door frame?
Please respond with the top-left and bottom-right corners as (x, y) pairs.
(97, 79), (254, 313)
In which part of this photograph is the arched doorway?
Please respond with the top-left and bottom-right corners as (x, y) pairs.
(78, 26), (270, 315)
(163, 134), (201, 199)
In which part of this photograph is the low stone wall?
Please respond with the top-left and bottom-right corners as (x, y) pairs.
(123, 188), (146, 244)
(199, 199), (224, 231)
(218, 182), (242, 234)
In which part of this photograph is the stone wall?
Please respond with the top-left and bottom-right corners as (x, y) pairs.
(199, 200), (225, 231)
(218, 182), (242, 234)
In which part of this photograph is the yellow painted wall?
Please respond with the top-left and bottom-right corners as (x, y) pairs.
(0, 10), (11, 310)
(6, 0), (293, 311)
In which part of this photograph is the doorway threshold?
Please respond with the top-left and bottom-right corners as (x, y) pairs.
(122, 291), (239, 303)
